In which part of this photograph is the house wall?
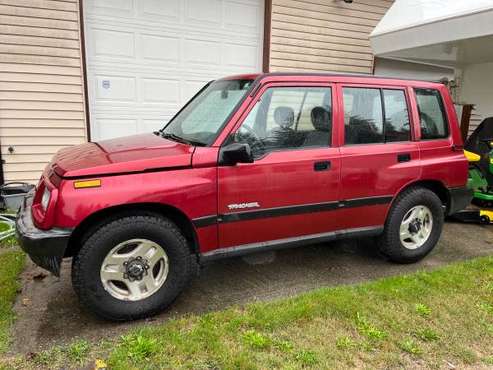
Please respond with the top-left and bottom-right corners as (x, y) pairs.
(374, 58), (455, 82)
(268, 0), (393, 74)
(460, 62), (493, 135)
(0, 0), (87, 183)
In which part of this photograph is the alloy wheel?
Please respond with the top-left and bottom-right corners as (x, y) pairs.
(399, 205), (433, 250)
(100, 238), (169, 301)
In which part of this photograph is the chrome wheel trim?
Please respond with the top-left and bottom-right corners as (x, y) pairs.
(399, 205), (433, 250)
(100, 238), (169, 301)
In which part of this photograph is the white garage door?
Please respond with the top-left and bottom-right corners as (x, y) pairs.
(83, 0), (264, 140)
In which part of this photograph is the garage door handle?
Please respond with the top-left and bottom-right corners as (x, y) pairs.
(397, 153), (411, 162)
(314, 161), (331, 171)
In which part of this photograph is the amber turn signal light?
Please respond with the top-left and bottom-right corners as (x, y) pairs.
(74, 179), (101, 189)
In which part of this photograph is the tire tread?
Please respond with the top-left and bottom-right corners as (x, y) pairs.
(378, 186), (444, 264)
(72, 213), (193, 321)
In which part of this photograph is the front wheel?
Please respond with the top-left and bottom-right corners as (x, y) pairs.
(72, 214), (193, 320)
(378, 187), (444, 263)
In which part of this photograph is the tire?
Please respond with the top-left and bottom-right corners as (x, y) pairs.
(480, 215), (490, 224)
(72, 214), (193, 321)
(378, 187), (444, 264)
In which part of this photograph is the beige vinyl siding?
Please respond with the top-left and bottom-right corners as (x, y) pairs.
(269, 0), (393, 74)
(0, 0), (87, 183)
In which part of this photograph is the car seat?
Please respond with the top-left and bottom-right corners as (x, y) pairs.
(303, 106), (331, 146)
(265, 106), (298, 149)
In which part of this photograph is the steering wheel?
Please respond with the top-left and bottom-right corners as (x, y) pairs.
(236, 125), (265, 154)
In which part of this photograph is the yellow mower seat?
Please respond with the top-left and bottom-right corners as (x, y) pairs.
(464, 150), (481, 162)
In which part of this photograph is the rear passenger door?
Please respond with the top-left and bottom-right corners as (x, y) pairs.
(338, 84), (421, 230)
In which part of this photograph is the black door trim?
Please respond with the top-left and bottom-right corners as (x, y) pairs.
(220, 200), (340, 223)
(341, 195), (393, 209)
(191, 194), (393, 228)
(192, 215), (217, 228)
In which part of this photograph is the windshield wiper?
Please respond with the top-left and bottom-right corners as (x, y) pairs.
(160, 132), (206, 147)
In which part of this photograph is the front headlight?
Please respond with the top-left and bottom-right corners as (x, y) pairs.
(41, 187), (51, 211)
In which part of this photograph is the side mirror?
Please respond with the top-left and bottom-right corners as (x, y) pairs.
(219, 143), (254, 166)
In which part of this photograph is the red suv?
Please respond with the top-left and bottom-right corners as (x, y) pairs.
(17, 73), (471, 320)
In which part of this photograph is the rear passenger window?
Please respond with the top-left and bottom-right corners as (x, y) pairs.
(415, 88), (449, 139)
(343, 88), (383, 144)
(343, 87), (410, 144)
(383, 89), (410, 142)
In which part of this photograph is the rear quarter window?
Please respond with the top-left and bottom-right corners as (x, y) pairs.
(414, 88), (449, 140)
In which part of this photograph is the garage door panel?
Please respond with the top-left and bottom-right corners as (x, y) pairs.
(97, 118), (137, 140)
(185, 0), (221, 26)
(223, 43), (259, 69)
(96, 117), (168, 139)
(184, 38), (221, 66)
(139, 0), (180, 21)
(139, 34), (179, 63)
(141, 79), (180, 104)
(224, 1), (261, 32)
(90, 28), (135, 59)
(94, 75), (136, 102)
(140, 119), (165, 134)
(85, 0), (263, 140)
(85, 0), (134, 18)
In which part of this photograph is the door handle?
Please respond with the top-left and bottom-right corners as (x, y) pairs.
(314, 160), (331, 171)
(397, 153), (411, 162)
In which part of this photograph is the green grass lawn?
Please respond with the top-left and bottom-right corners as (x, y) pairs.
(2, 255), (492, 369)
(0, 250), (25, 354)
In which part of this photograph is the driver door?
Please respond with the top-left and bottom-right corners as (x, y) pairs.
(217, 82), (341, 249)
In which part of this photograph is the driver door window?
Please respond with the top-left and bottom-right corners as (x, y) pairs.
(233, 86), (332, 157)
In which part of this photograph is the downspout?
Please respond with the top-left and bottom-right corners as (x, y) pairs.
(0, 138), (4, 185)
(79, 0), (91, 142)
(262, 0), (272, 73)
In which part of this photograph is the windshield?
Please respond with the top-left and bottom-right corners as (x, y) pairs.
(161, 79), (254, 146)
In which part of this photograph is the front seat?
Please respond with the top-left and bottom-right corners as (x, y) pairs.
(265, 106), (298, 149)
(304, 106), (331, 146)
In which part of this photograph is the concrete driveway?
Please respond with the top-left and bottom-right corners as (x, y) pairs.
(11, 221), (493, 354)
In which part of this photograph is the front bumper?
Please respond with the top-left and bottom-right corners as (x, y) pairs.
(16, 193), (71, 276)
(448, 186), (473, 215)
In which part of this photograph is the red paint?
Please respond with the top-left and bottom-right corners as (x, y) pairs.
(52, 134), (194, 178)
(31, 73), (468, 255)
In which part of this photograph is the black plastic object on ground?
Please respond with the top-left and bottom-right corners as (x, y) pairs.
(0, 182), (35, 211)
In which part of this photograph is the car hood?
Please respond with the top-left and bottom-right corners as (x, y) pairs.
(52, 133), (194, 178)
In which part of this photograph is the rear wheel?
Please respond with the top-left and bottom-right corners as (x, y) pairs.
(379, 187), (444, 263)
(72, 214), (193, 320)
(480, 215), (491, 224)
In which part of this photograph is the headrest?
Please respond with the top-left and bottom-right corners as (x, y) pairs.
(311, 106), (331, 131)
(274, 106), (295, 128)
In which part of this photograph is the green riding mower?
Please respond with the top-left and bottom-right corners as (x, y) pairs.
(465, 117), (493, 207)
(454, 117), (493, 224)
